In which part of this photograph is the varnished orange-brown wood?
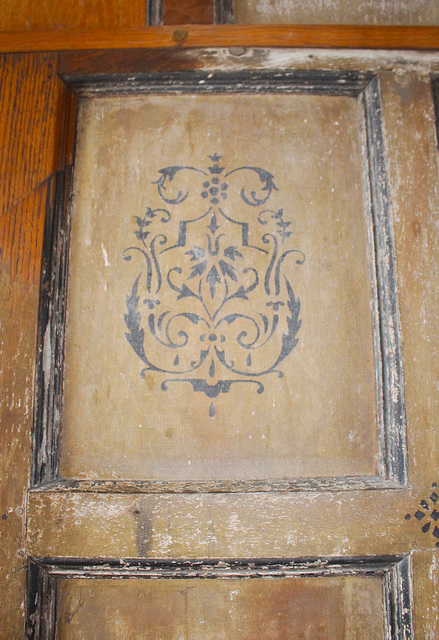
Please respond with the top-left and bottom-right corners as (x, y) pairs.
(0, 183), (48, 284)
(0, 0), (146, 31)
(0, 53), (69, 640)
(0, 54), (64, 220)
(163, 0), (214, 25)
(1, 25), (439, 53)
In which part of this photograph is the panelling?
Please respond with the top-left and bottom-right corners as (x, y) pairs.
(0, 47), (437, 638)
(0, 0), (146, 31)
(234, 0), (439, 26)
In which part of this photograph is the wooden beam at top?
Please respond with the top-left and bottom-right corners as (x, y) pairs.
(0, 25), (439, 53)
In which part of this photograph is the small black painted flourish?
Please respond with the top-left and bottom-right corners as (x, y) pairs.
(405, 483), (439, 547)
(123, 154), (305, 416)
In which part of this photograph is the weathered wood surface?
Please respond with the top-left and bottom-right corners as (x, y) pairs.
(26, 489), (439, 558)
(0, 53), (66, 639)
(412, 550), (439, 639)
(0, 187), (48, 639)
(59, 47), (439, 81)
(1, 25), (439, 54)
(0, 47), (438, 638)
(379, 72), (439, 488)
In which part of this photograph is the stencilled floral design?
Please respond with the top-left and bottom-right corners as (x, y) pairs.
(123, 154), (305, 416)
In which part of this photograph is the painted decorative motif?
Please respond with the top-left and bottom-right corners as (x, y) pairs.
(405, 483), (439, 547)
(123, 155), (305, 415)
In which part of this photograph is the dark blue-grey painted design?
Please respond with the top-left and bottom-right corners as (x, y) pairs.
(405, 483), (439, 547)
(123, 155), (304, 412)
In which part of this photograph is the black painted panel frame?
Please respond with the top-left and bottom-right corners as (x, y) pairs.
(26, 555), (413, 640)
(32, 68), (407, 490)
(362, 76), (408, 484)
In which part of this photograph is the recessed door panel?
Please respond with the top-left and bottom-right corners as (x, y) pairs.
(54, 575), (383, 640)
(61, 91), (379, 482)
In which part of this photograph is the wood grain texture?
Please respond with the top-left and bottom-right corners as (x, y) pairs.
(58, 48), (205, 76)
(0, 53), (67, 640)
(0, 184), (48, 284)
(0, 54), (63, 222)
(163, 0), (214, 25)
(379, 73), (439, 487)
(0, 0), (146, 30)
(1, 25), (439, 53)
(26, 489), (436, 559)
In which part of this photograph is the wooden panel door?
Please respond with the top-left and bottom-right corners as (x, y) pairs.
(1, 47), (439, 639)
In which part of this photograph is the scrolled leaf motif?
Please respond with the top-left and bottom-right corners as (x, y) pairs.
(226, 166), (278, 207)
(153, 166), (207, 205)
(123, 155), (305, 409)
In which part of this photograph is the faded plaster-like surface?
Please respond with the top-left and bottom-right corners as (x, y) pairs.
(234, 0), (439, 25)
(62, 92), (378, 481)
(54, 575), (383, 640)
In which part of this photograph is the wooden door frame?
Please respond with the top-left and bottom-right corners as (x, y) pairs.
(1, 27), (439, 639)
(1, 25), (439, 52)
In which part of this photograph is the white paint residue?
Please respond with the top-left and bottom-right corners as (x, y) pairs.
(42, 321), (52, 381)
(429, 553), (439, 583)
(101, 243), (110, 267)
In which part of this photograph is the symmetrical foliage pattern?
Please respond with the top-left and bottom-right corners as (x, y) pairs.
(123, 155), (305, 415)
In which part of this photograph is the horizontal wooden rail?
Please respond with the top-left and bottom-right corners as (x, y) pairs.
(1, 25), (439, 53)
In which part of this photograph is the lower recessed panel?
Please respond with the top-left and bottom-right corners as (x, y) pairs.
(55, 575), (384, 639)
